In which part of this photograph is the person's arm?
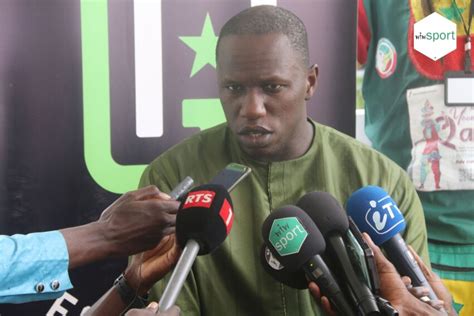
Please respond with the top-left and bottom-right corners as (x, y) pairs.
(85, 235), (180, 316)
(0, 231), (72, 303)
(60, 185), (180, 269)
(0, 186), (179, 304)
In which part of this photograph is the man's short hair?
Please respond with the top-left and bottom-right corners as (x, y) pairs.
(216, 5), (309, 66)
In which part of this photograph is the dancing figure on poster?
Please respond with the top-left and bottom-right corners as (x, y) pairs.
(417, 101), (455, 190)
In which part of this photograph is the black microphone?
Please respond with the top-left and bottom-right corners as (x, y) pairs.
(346, 186), (442, 306)
(260, 244), (308, 290)
(261, 205), (356, 316)
(297, 192), (380, 316)
(158, 184), (234, 312)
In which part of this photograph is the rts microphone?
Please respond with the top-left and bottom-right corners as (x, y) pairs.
(346, 186), (441, 305)
(297, 192), (380, 316)
(158, 184), (234, 312)
(262, 205), (355, 316)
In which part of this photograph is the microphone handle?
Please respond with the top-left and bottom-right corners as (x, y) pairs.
(157, 239), (200, 313)
(328, 235), (380, 316)
(383, 234), (444, 311)
(168, 176), (194, 200)
(302, 255), (356, 316)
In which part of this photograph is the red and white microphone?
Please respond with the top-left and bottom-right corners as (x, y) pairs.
(158, 184), (233, 313)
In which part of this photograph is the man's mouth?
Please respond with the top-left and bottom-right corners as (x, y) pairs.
(238, 126), (272, 136)
(236, 126), (273, 147)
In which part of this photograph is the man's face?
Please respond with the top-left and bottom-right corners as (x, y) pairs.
(217, 33), (317, 161)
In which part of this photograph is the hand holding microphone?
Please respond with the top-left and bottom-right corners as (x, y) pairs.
(125, 235), (181, 297)
(158, 184), (234, 313)
(346, 186), (442, 307)
(311, 232), (453, 316)
(405, 245), (457, 316)
(297, 192), (380, 316)
(364, 233), (454, 316)
(261, 205), (356, 316)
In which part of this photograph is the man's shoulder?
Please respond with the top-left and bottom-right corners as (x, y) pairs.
(141, 123), (230, 188)
(316, 123), (385, 153)
(316, 122), (399, 168)
(155, 123), (228, 162)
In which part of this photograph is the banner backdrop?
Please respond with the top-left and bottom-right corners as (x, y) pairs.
(0, 0), (356, 314)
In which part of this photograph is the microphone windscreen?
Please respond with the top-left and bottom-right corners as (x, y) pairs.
(346, 186), (406, 245)
(261, 205), (325, 270)
(176, 184), (233, 255)
(260, 245), (308, 289)
(297, 192), (349, 236)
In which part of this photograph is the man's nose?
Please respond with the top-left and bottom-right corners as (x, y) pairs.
(240, 89), (266, 120)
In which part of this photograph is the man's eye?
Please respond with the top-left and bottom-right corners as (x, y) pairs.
(226, 84), (243, 92)
(263, 84), (283, 92)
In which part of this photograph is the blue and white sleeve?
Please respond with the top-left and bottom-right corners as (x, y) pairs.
(0, 230), (73, 303)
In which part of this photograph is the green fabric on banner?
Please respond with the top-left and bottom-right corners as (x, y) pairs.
(429, 242), (474, 281)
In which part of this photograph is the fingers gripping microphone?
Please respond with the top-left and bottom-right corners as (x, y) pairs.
(297, 192), (380, 316)
(346, 186), (440, 304)
(261, 205), (355, 316)
(158, 184), (233, 312)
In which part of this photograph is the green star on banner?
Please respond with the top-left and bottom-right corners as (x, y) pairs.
(180, 13), (218, 77)
(453, 300), (464, 313)
(439, 2), (465, 23)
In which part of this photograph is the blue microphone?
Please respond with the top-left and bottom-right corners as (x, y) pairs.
(346, 186), (440, 304)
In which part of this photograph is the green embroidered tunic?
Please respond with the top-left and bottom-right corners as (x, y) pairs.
(139, 120), (429, 316)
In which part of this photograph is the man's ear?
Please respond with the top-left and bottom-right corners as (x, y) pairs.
(305, 64), (318, 101)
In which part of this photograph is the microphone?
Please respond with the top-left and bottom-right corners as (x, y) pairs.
(346, 186), (441, 304)
(158, 184), (234, 312)
(297, 192), (380, 316)
(260, 244), (308, 290)
(261, 205), (356, 316)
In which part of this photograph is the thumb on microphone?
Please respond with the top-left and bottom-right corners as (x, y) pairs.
(157, 305), (181, 316)
(146, 302), (159, 311)
(363, 233), (401, 280)
(308, 282), (337, 316)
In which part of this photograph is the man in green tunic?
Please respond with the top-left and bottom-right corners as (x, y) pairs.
(139, 5), (430, 316)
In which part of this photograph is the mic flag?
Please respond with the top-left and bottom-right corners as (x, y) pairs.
(261, 205), (325, 270)
(346, 186), (405, 245)
(176, 183), (233, 255)
(347, 186), (443, 308)
(159, 183), (234, 313)
(261, 205), (357, 316)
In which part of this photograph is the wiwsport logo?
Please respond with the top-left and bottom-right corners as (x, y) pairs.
(413, 12), (457, 61)
(269, 217), (308, 256)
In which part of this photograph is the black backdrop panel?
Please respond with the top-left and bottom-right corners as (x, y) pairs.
(0, 1), (121, 315)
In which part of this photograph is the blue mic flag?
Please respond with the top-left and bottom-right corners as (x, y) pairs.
(346, 186), (406, 245)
